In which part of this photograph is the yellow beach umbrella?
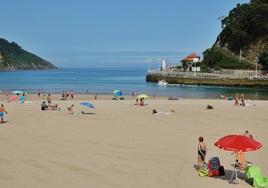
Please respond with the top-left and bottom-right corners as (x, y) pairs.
(137, 94), (149, 99)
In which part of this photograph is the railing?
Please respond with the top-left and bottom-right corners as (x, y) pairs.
(147, 70), (268, 80)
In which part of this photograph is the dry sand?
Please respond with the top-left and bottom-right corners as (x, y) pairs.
(0, 95), (267, 188)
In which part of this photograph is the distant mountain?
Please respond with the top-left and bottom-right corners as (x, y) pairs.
(0, 38), (57, 71)
(202, 0), (268, 70)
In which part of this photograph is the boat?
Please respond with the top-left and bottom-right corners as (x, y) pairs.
(157, 80), (168, 86)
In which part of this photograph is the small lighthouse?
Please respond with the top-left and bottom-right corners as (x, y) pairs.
(161, 58), (167, 71)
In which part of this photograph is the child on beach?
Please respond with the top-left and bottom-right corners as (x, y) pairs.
(0, 104), (8, 123)
(67, 104), (75, 114)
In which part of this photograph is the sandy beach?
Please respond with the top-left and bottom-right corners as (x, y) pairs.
(0, 95), (267, 188)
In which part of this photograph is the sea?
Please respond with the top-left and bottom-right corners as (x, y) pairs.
(1, 66), (268, 99)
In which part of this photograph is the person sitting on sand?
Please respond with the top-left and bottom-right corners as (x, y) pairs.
(67, 104), (74, 114)
(0, 104), (8, 123)
(61, 92), (65, 100)
(140, 98), (144, 106)
(220, 94), (227, 100)
(134, 99), (139, 105)
(198, 136), (207, 170)
(19, 94), (26, 104)
(239, 94), (246, 106)
(41, 101), (48, 111)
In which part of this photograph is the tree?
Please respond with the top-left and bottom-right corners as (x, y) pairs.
(259, 52), (268, 70)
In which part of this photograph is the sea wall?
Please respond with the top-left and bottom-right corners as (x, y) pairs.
(146, 72), (268, 87)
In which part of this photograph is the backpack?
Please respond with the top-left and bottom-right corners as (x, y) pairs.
(208, 157), (220, 177)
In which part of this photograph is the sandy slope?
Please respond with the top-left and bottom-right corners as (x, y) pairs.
(0, 97), (267, 188)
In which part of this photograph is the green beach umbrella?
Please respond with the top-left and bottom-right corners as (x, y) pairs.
(137, 94), (149, 99)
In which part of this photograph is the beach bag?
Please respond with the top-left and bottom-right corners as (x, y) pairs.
(208, 157), (220, 177)
(199, 168), (209, 177)
(219, 166), (225, 176)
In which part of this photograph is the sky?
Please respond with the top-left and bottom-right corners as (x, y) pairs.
(0, 0), (249, 67)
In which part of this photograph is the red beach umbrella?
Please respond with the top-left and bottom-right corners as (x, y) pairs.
(215, 135), (262, 152)
(214, 135), (262, 184)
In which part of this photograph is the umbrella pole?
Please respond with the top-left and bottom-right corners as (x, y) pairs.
(229, 162), (237, 184)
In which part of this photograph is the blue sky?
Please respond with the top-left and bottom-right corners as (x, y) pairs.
(0, 0), (249, 67)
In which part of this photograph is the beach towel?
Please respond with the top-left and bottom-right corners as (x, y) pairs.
(246, 166), (268, 188)
(199, 168), (209, 177)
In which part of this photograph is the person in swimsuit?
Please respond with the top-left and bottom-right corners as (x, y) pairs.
(198, 136), (207, 169)
(47, 94), (52, 106)
(234, 93), (239, 105)
(0, 104), (8, 123)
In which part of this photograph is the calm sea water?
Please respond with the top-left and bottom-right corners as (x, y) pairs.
(1, 67), (268, 99)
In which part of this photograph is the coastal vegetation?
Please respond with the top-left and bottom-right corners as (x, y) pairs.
(202, 0), (268, 71)
(0, 38), (57, 71)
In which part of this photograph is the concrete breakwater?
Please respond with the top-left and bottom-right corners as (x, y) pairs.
(146, 71), (268, 87)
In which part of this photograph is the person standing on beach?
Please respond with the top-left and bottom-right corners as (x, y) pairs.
(197, 136), (207, 169)
(47, 94), (52, 106)
(70, 90), (74, 99)
(0, 104), (8, 123)
(234, 93), (239, 105)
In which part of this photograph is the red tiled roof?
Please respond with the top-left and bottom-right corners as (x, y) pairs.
(181, 53), (200, 62)
(186, 53), (200, 59)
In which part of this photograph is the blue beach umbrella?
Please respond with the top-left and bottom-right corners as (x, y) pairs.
(12, 90), (24, 95)
(80, 102), (95, 109)
(114, 90), (123, 97)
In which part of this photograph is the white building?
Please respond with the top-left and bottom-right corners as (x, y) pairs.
(181, 53), (201, 72)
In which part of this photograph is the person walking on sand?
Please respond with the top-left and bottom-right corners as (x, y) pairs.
(197, 136), (207, 169)
(0, 104), (8, 123)
(67, 104), (74, 114)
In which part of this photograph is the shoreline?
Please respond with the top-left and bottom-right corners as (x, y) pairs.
(1, 93), (267, 101)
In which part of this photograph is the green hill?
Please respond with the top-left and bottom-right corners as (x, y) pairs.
(202, 0), (268, 71)
(0, 38), (57, 71)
